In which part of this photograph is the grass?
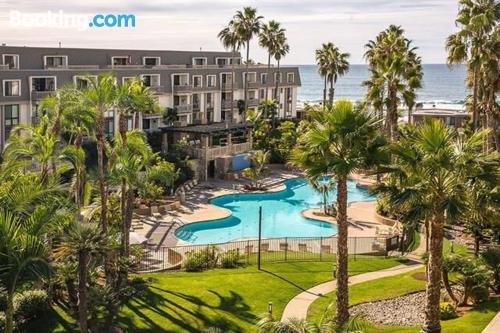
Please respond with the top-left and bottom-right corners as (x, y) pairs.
(32, 256), (405, 333)
(307, 266), (499, 333)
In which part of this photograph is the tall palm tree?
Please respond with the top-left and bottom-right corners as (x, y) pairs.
(79, 73), (117, 283)
(273, 37), (290, 110)
(315, 43), (350, 105)
(55, 221), (103, 333)
(230, 7), (263, 109)
(377, 120), (496, 333)
(446, 0), (499, 131)
(290, 100), (386, 326)
(364, 25), (423, 142)
(218, 22), (244, 122)
(259, 20), (286, 100)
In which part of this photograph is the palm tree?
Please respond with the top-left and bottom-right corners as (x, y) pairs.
(377, 120), (496, 333)
(310, 178), (335, 215)
(243, 150), (270, 189)
(315, 43), (350, 105)
(55, 221), (103, 333)
(79, 73), (117, 283)
(0, 210), (49, 333)
(259, 20), (286, 101)
(364, 25), (423, 142)
(218, 22), (244, 122)
(230, 7), (263, 109)
(290, 100), (386, 326)
(446, 0), (499, 131)
(273, 37), (290, 108)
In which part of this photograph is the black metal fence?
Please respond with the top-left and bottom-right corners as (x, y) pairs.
(135, 235), (400, 273)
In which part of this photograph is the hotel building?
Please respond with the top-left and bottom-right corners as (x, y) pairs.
(0, 46), (301, 179)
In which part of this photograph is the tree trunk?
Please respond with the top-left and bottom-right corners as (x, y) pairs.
(266, 52), (271, 101)
(323, 76), (327, 107)
(472, 67), (479, 130)
(231, 48), (236, 123)
(335, 175), (350, 326)
(78, 251), (89, 333)
(244, 41), (250, 110)
(485, 90), (497, 151)
(422, 210), (445, 333)
(95, 112), (111, 284)
(328, 77), (334, 104)
(274, 60), (281, 117)
(425, 219), (429, 253)
(5, 292), (14, 333)
(442, 269), (459, 305)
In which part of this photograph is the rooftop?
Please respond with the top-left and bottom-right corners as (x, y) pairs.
(161, 122), (253, 135)
(413, 108), (470, 117)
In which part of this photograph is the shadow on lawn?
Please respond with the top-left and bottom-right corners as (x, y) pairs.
(117, 285), (256, 332)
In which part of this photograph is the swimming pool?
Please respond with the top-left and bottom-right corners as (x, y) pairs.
(175, 178), (375, 244)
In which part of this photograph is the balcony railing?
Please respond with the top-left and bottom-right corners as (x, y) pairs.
(221, 100), (238, 109)
(173, 84), (192, 93)
(187, 142), (252, 160)
(247, 98), (259, 107)
(146, 85), (164, 94)
(0, 64), (11, 70)
(31, 91), (56, 100)
(175, 104), (193, 113)
(68, 65), (100, 70)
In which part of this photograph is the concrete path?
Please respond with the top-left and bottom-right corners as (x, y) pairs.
(483, 310), (500, 333)
(281, 261), (423, 321)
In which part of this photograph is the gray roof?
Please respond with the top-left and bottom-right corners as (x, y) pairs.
(162, 122), (253, 134)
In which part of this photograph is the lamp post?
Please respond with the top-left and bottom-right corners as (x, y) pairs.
(258, 206), (262, 270)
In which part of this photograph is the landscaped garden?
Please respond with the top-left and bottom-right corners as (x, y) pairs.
(28, 257), (405, 332)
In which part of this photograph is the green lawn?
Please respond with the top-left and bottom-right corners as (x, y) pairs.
(307, 267), (499, 333)
(33, 257), (405, 332)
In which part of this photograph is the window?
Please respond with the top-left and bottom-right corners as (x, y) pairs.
(206, 93), (213, 107)
(244, 72), (257, 83)
(231, 57), (241, 65)
(216, 58), (232, 66)
(142, 119), (151, 130)
(192, 76), (202, 88)
(105, 118), (114, 136)
(4, 104), (19, 127)
(259, 89), (265, 99)
(143, 57), (160, 66)
(249, 90), (257, 100)
(141, 74), (160, 87)
(127, 118), (133, 130)
(221, 73), (232, 85)
(261, 73), (267, 84)
(44, 56), (67, 68)
(173, 74), (189, 86)
(192, 57), (207, 66)
(207, 75), (216, 87)
(74, 76), (96, 89)
(122, 77), (134, 84)
(287, 73), (295, 83)
(2, 54), (19, 69)
(31, 77), (56, 91)
(3, 80), (21, 96)
(274, 72), (282, 83)
(112, 56), (129, 66)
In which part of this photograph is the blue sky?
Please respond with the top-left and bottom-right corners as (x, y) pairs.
(0, 0), (460, 64)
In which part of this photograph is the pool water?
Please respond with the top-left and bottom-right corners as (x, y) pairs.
(175, 178), (375, 244)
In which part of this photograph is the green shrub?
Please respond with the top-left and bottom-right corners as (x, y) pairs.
(220, 250), (243, 268)
(440, 302), (458, 320)
(0, 312), (4, 332)
(471, 286), (490, 304)
(13, 289), (49, 320)
(183, 247), (219, 272)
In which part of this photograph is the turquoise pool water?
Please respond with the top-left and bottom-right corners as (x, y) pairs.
(175, 178), (375, 244)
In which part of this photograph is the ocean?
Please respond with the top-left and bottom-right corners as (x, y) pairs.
(292, 64), (467, 108)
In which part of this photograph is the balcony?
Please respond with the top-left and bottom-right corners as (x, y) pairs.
(246, 81), (259, 89)
(0, 64), (11, 70)
(221, 100), (238, 109)
(146, 85), (165, 94)
(187, 142), (252, 160)
(175, 104), (193, 114)
(173, 84), (192, 93)
(31, 91), (56, 100)
(68, 65), (100, 70)
(247, 98), (259, 107)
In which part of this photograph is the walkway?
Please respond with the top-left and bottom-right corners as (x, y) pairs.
(483, 311), (500, 333)
(281, 261), (422, 321)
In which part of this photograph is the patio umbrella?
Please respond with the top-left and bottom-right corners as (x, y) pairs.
(130, 232), (148, 245)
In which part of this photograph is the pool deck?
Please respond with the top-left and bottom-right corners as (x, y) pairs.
(136, 168), (391, 247)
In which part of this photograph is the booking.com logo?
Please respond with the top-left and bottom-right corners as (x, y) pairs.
(9, 10), (136, 31)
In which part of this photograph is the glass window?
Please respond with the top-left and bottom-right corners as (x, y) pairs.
(4, 104), (19, 126)
(45, 56), (66, 67)
(144, 57), (159, 66)
(287, 73), (294, 83)
(261, 73), (267, 84)
(3, 80), (20, 96)
(193, 76), (202, 87)
(3, 55), (19, 69)
(207, 75), (216, 87)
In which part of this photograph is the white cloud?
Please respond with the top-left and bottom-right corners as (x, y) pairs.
(0, 0), (459, 64)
